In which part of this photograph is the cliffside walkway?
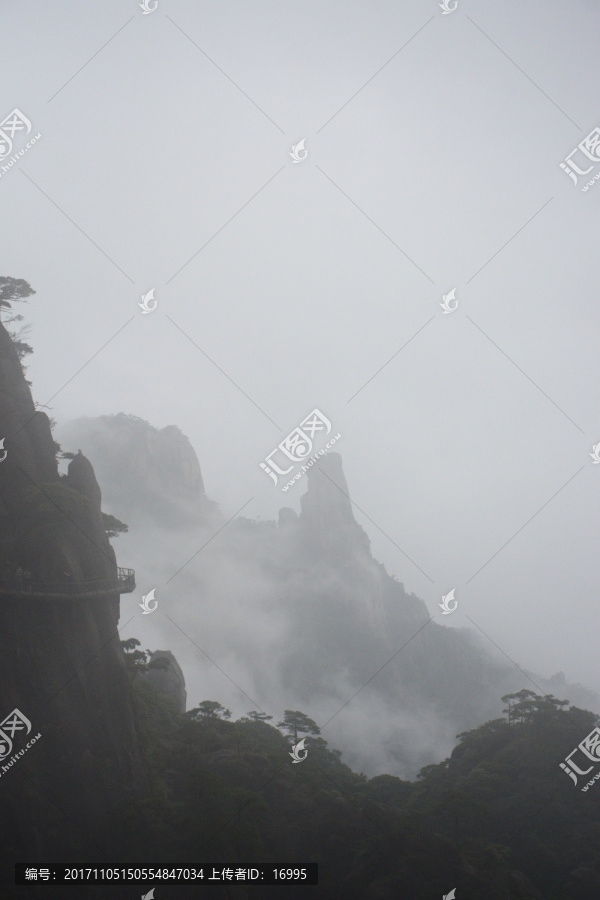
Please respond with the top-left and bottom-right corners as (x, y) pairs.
(0, 567), (136, 598)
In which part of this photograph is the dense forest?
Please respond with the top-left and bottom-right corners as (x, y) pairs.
(120, 648), (600, 900)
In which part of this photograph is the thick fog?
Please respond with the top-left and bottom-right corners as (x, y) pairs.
(2, 0), (600, 775)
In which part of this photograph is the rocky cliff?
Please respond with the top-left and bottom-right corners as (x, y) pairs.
(0, 320), (148, 893)
(57, 413), (215, 530)
(144, 650), (187, 714)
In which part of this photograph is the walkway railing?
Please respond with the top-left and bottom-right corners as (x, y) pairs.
(0, 566), (136, 598)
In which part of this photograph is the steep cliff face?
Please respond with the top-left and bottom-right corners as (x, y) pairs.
(0, 320), (147, 888)
(298, 452), (372, 564)
(58, 413), (214, 529)
(0, 321), (57, 579)
(62, 450), (118, 584)
(281, 451), (428, 637)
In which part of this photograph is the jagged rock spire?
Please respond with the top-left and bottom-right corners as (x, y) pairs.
(297, 452), (370, 564)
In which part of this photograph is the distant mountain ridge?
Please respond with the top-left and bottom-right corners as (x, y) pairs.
(60, 412), (600, 778)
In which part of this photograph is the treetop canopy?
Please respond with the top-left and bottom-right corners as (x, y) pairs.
(0, 277), (36, 309)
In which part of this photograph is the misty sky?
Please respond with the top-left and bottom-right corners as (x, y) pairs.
(2, 0), (600, 701)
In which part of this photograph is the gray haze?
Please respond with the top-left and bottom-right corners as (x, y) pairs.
(2, 0), (600, 770)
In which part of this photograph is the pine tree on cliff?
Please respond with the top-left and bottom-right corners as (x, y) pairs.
(0, 276), (36, 362)
(0, 276), (35, 309)
(277, 710), (320, 744)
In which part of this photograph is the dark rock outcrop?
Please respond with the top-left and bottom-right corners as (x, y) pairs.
(61, 450), (118, 586)
(144, 649), (187, 713)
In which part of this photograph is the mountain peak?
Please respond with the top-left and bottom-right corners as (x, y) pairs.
(296, 452), (370, 564)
